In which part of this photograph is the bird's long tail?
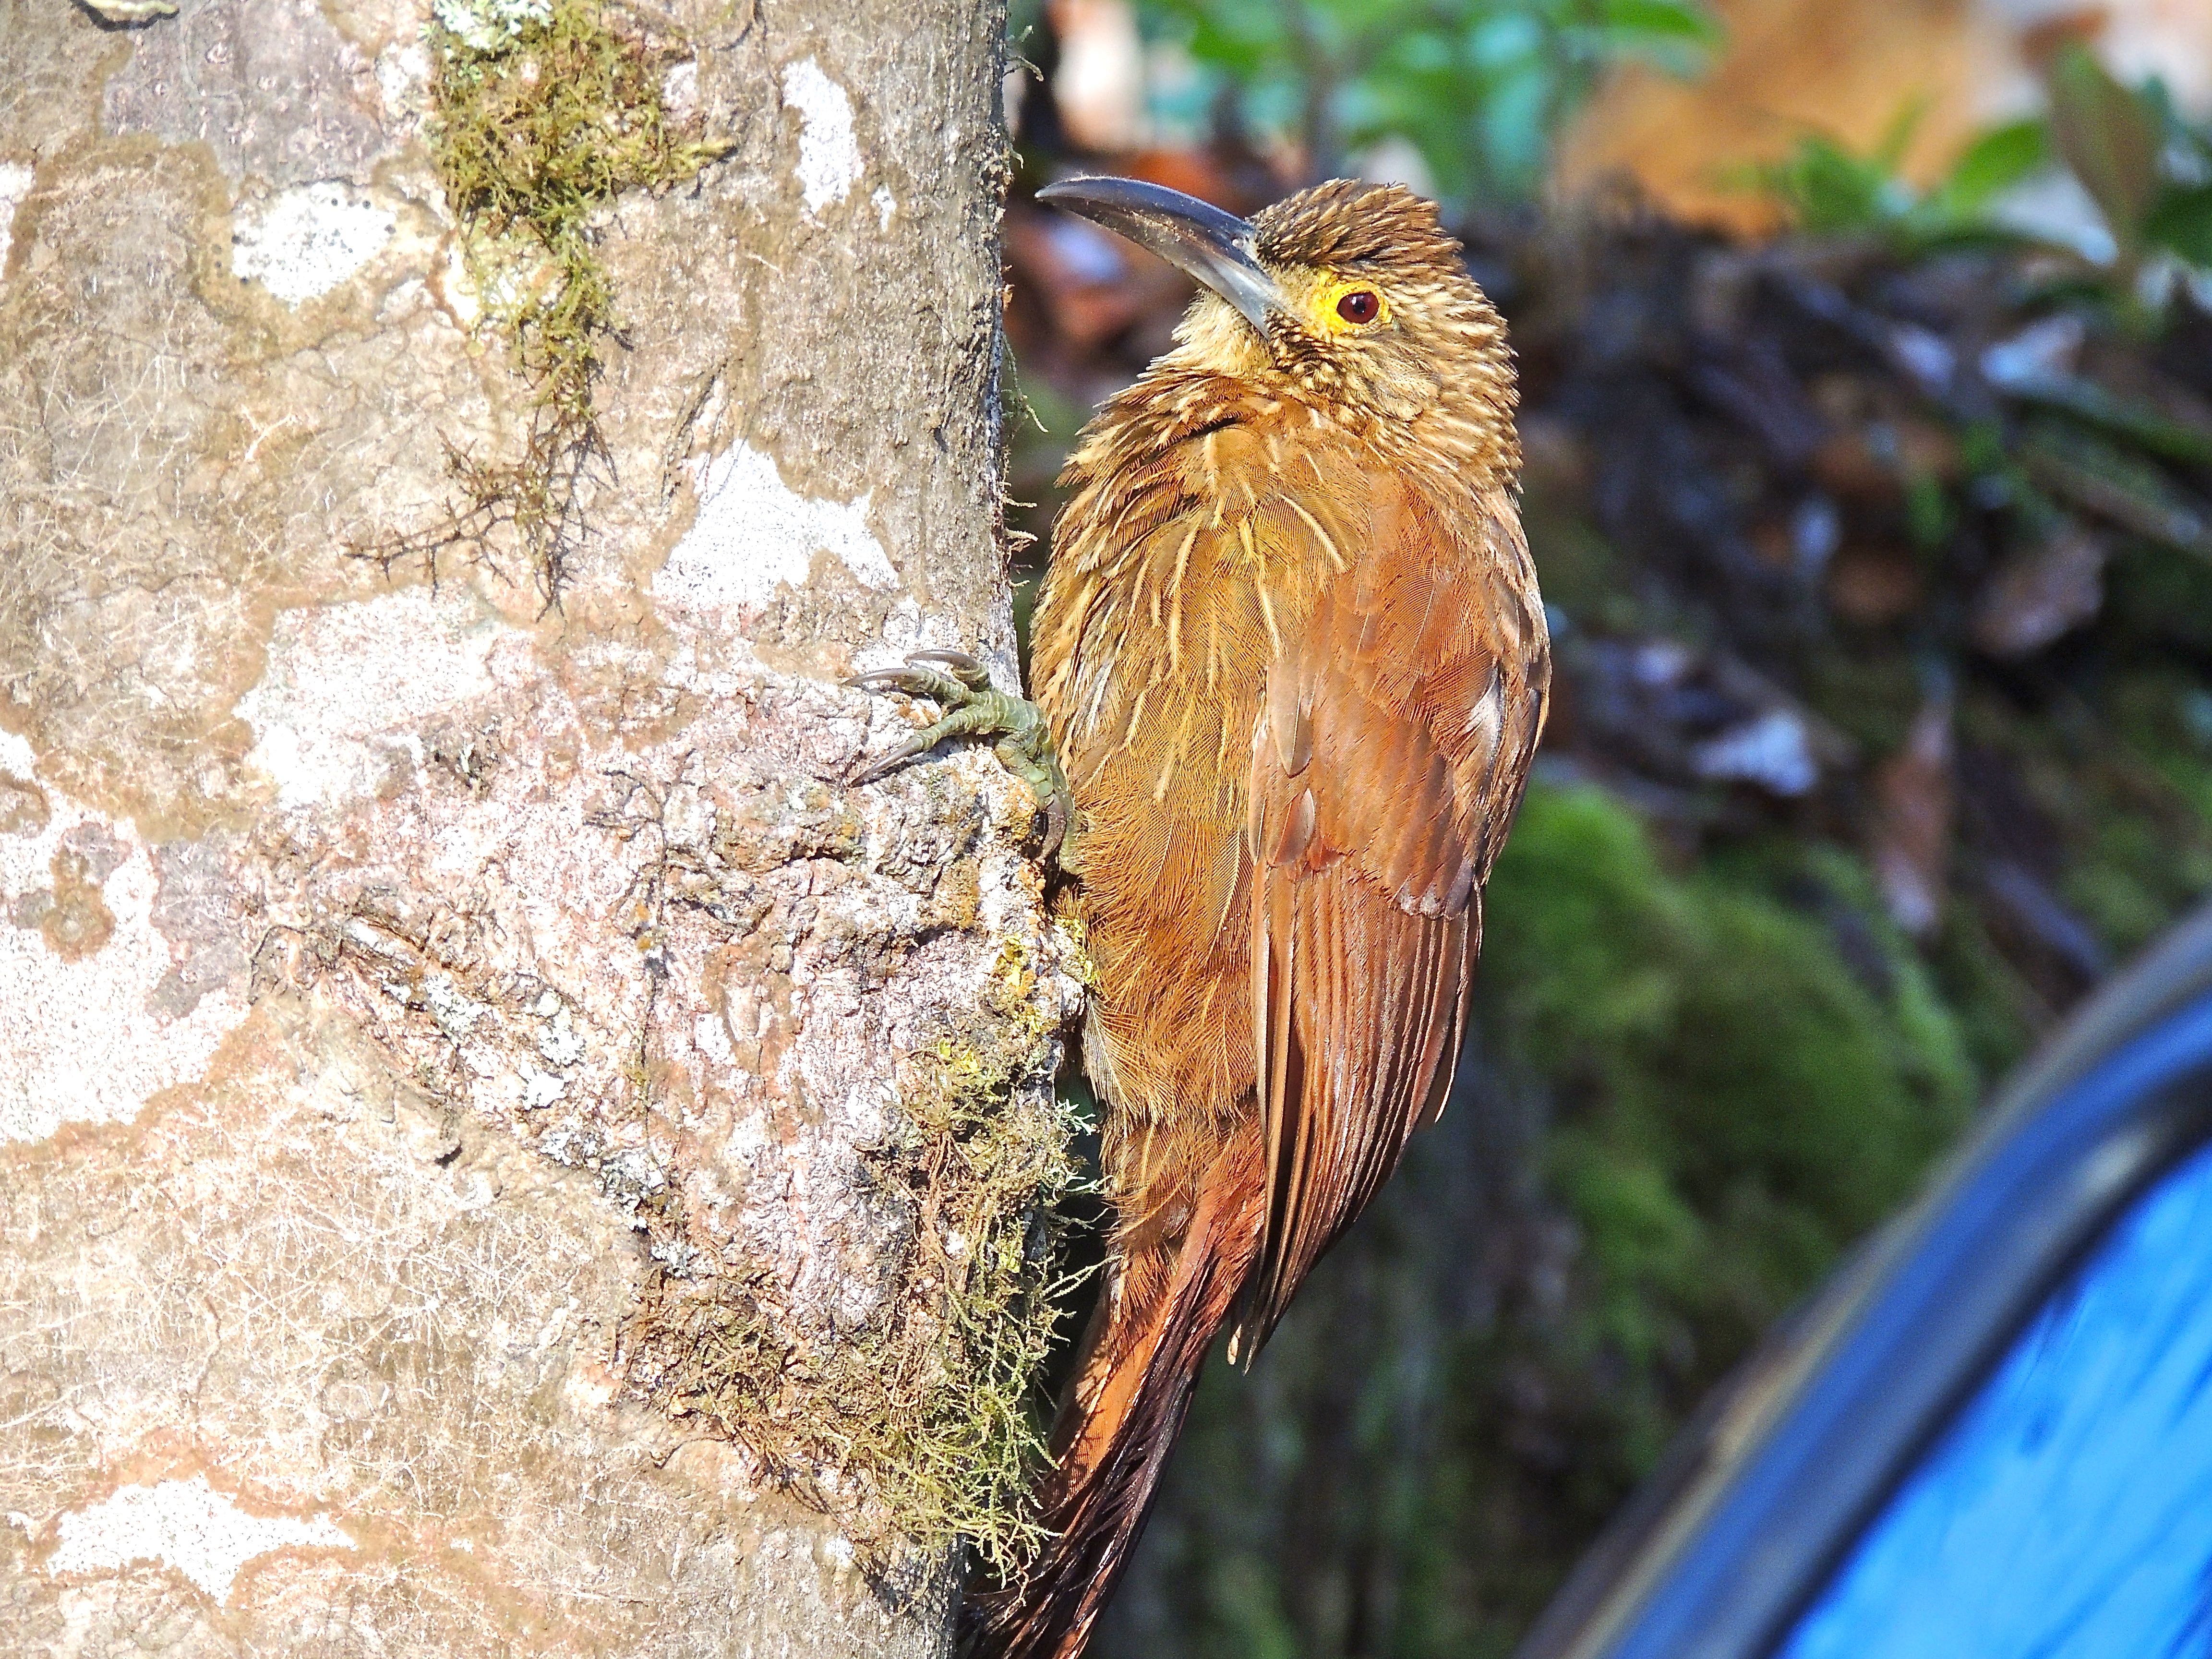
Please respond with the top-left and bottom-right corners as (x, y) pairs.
(968, 1147), (1262, 1659)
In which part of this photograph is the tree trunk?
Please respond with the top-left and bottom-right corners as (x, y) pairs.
(0, 0), (1071, 1652)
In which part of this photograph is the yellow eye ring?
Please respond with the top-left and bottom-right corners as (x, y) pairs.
(1318, 279), (1388, 332)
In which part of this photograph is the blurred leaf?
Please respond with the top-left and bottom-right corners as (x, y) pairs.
(2020, 424), (2212, 563)
(1926, 118), (2049, 216)
(1906, 473), (1953, 551)
(1479, 56), (1556, 187)
(2003, 374), (2212, 468)
(1139, 0), (1718, 203)
(2145, 181), (2212, 268)
(1596, 0), (1720, 42)
(1972, 519), (2108, 658)
(1752, 132), (1913, 237)
(1870, 697), (1953, 935)
(1578, 0), (1721, 76)
(1752, 108), (2046, 252)
(1871, 98), (1926, 172)
(2044, 43), (2162, 256)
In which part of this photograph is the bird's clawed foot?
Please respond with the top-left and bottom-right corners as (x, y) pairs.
(847, 649), (1076, 861)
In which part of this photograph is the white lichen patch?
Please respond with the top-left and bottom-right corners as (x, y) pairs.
(655, 442), (897, 619)
(662, 59), (700, 124)
(374, 40), (433, 125)
(45, 1476), (353, 1602)
(238, 587), (509, 811)
(871, 186), (896, 230)
(0, 727), (35, 778)
(431, 0), (553, 54)
(0, 805), (247, 1147)
(780, 59), (862, 218)
(0, 160), (33, 277)
(231, 183), (397, 306)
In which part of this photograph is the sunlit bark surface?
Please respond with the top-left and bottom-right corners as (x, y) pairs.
(0, 0), (1069, 1650)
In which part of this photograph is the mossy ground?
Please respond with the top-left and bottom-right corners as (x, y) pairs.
(624, 938), (1089, 1577)
(375, 0), (724, 604)
(1460, 783), (1974, 1511)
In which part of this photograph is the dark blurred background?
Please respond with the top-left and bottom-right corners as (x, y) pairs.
(998, 2), (2212, 1653)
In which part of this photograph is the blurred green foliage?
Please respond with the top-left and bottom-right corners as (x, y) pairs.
(1749, 105), (2048, 248)
(2044, 44), (2212, 276)
(1485, 787), (1973, 1391)
(1967, 665), (2212, 965)
(1754, 45), (2212, 290)
(1436, 786), (1978, 1649)
(1135, 0), (1717, 201)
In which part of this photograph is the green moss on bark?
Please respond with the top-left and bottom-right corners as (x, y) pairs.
(624, 938), (1087, 1577)
(377, 0), (725, 603)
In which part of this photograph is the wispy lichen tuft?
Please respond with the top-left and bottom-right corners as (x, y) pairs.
(374, 0), (725, 604)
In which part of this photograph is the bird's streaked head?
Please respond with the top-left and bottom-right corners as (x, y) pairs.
(1037, 175), (1515, 461)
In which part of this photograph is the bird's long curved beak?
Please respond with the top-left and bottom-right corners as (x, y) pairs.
(1037, 176), (1285, 331)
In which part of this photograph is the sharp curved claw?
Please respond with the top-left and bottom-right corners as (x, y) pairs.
(849, 741), (926, 788)
(907, 649), (991, 688)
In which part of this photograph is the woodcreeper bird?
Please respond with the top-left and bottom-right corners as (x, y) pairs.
(854, 175), (1548, 1658)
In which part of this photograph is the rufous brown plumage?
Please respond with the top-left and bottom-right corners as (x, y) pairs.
(970, 175), (1549, 1659)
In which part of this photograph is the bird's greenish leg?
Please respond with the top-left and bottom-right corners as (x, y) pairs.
(848, 650), (1076, 862)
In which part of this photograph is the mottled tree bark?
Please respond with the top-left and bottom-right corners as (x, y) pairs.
(0, 0), (1070, 1651)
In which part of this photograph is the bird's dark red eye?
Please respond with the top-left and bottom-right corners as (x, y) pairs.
(1336, 289), (1380, 325)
